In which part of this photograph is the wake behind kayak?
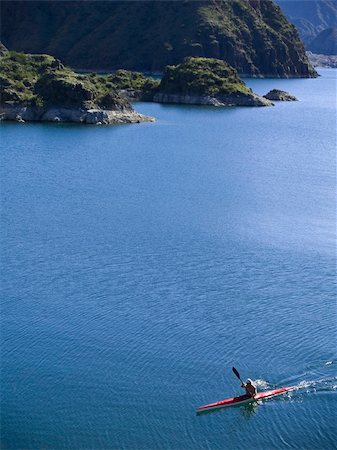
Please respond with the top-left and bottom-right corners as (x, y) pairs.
(196, 386), (295, 413)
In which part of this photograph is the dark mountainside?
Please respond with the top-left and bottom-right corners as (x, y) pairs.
(275, 0), (337, 51)
(1, 0), (316, 77)
(308, 27), (337, 55)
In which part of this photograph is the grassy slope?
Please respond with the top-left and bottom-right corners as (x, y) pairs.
(0, 51), (59, 104)
(0, 51), (136, 108)
(158, 57), (251, 96)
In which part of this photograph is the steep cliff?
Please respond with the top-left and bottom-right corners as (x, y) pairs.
(1, 0), (316, 77)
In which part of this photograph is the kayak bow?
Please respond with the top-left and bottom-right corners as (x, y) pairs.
(197, 386), (295, 413)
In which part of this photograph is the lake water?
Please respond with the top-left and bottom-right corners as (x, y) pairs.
(1, 69), (336, 449)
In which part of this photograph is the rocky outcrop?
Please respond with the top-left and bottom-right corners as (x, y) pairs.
(1, 0), (317, 77)
(263, 89), (298, 101)
(0, 50), (154, 124)
(0, 105), (153, 124)
(153, 58), (273, 107)
(153, 92), (272, 107)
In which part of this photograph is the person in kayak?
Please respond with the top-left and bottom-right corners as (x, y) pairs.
(242, 378), (257, 397)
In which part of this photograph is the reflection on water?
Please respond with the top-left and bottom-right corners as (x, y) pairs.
(242, 401), (260, 417)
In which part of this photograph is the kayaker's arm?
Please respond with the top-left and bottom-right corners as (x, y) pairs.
(242, 380), (257, 397)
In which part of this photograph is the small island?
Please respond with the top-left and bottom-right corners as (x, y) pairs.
(0, 47), (154, 124)
(263, 89), (298, 101)
(152, 58), (272, 107)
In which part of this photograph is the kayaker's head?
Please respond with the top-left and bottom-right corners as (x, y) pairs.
(246, 378), (252, 385)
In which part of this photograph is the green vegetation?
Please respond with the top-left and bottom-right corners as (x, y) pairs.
(0, 51), (61, 105)
(0, 50), (269, 108)
(106, 70), (157, 90)
(0, 50), (158, 108)
(105, 70), (160, 100)
(1, 0), (317, 77)
(158, 57), (250, 96)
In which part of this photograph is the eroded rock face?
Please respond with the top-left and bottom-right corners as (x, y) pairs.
(153, 92), (272, 107)
(263, 89), (298, 101)
(0, 105), (154, 124)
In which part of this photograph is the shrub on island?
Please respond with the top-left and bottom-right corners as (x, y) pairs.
(153, 57), (272, 106)
(0, 49), (153, 124)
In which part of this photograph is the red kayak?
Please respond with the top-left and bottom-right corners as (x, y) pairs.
(197, 387), (295, 413)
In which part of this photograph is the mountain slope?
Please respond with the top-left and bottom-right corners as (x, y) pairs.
(1, 0), (316, 77)
(275, 0), (337, 48)
(308, 27), (337, 55)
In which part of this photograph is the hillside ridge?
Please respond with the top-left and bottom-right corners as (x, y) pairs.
(1, 0), (316, 77)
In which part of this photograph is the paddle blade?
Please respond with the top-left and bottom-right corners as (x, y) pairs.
(232, 366), (241, 380)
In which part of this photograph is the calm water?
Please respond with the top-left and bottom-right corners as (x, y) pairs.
(1, 69), (336, 449)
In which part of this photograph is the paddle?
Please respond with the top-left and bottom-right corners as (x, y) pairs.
(232, 366), (245, 385)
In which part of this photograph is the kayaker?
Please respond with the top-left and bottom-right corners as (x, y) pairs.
(242, 378), (257, 397)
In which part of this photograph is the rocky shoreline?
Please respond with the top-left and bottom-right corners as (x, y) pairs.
(153, 92), (272, 107)
(0, 105), (154, 124)
(306, 51), (337, 69)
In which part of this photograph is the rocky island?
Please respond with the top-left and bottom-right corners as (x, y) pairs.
(153, 58), (272, 107)
(264, 89), (298, 101)
(0, 48), (154, 124)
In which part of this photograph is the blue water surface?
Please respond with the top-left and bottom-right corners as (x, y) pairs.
(1, 69), (336, 449)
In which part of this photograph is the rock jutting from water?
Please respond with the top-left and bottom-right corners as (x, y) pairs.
(263, 89), (298, 101)
(0, 49), (154, 124)
(152, 58), (273, 107)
